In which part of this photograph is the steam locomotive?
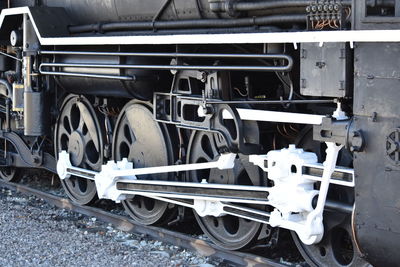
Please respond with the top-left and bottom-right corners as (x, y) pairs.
(0, 1), (399, 266)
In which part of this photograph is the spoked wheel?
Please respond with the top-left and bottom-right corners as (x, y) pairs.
(0, 123), (19, 182)
(113, 101), (176, 225)
(187, 130), (264, 250)
(0, 141), (18, 182)
(0, 166), (18, 182)
(292, 127), (369, 267)
(55, 95), (103, 205)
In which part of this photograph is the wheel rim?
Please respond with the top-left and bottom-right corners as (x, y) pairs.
(292, 127), (368, 267)
(114, 102), (174, 225)
(55, 95), (103, 205)
(187, 131), (264, 250)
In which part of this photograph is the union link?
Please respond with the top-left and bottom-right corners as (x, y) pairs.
(57, 141), (352, 245)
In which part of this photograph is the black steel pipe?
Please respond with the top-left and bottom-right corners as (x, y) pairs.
(39, 50), (292, 60)
(325, 199), (353, 214)
(39, 61), (293, 73)
(210, 0), (394, 13)
(210, 0), (349, 12)
(69, 14), (305, 34)
(38, 70), (136, 81)
(366, 0), (395, 7)
(39, 51), (293, 72)
(87, 26), (282, 36)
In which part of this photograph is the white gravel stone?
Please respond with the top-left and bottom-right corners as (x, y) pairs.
(0, 187), (223, 267)
(150, 251), (171, 258)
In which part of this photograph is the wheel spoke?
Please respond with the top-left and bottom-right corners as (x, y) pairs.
(58, 126), (71, 138)
(62, 104), (74, 132)
(78, 115), (85, 133)
(69, 178), (78, 191)
(139, 197), (147, 211)
(387, 138), (397, 154)
(77, 102), (100, 151)
(82, 133), (91, 147)
(198, 149), (214, 162)
(121, 130), (134, 147)
(124, 110), (138, 144)
(84, 154), (100, 170)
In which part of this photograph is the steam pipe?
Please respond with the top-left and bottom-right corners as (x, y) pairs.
(69, 14), (305, 34)
(209, 0), (352, 13)
(210, 0), (395, 13)
(39, 51), (294, 72)
(39, 60), (293, 73)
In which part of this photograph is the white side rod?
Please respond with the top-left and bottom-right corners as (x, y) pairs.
(57, 151), (236, 180)
(112, 153), (236, 177)
(198, 107), (325, 125)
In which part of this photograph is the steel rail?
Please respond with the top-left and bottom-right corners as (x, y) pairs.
(0, 179), (287, 267)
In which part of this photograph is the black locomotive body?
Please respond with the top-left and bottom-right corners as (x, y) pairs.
(0, 1), (399, 266)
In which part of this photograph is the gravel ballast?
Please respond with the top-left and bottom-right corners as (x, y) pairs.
(0, 187), (224, 267)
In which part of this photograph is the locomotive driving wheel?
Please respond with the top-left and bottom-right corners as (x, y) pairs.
(0, 166), (18, 182)
(113, 101), (176, 225)
(55, 95), (104, 205)
(291, 127), (369, 267)
(0, 141), (18, 182)
(187, 130), (264, 250)
(0, 120), (19, 182)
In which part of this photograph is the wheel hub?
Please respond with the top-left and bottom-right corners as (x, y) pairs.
(130, 143), (147, 169)
(209, 168), (233, 184)
(68, 131), (85, 166)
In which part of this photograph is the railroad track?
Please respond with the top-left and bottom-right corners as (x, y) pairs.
(0, 179), (288, 267)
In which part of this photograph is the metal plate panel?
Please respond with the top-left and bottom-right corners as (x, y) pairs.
(353, 42), (400, 267)
(300, 42), (349, 97)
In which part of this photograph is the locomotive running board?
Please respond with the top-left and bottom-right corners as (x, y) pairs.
(6, 7), (400, 47)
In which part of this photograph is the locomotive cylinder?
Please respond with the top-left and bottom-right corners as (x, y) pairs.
(53, 53), (165, 100)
